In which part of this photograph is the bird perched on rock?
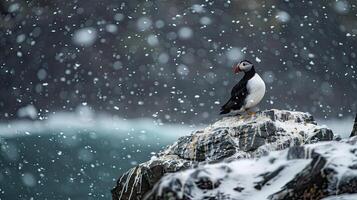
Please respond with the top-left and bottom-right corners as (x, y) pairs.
(220, 60), (266, 115)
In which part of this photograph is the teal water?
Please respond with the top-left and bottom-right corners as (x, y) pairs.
(0, 113), (192, 200)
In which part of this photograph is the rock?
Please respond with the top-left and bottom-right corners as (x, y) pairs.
(111, 155), (195, 200)
(350, 114), (357, 137)
(111, 109), (334, 200)
(162, 109), (333, 162)
(147, 137), (357, 200)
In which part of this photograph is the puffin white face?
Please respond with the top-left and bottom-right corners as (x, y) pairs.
(233, 60), (254, 73)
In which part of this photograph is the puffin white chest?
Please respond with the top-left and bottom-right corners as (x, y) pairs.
(244, 73), (266, 109)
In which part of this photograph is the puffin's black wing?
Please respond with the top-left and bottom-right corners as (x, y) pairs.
(220, 79), (249, 114)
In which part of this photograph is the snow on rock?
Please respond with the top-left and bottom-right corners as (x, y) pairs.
(111, 109), (334, 200)
(147, 137), (357, 200)
(149, 150), (310, 200)
(162, 109), (333, 161)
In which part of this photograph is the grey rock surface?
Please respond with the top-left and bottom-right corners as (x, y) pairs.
(147, 137), (357, 200)
(111, 109), (334, 200)
(162, 109), (333, 162)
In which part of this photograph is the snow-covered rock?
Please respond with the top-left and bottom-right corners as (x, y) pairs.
(147, 137), (357, 200)
(111, 109), (335, 200)
(162, 109), (333, 161)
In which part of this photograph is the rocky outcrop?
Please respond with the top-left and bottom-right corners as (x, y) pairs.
(162, 109), (333, 162)
(146, 137), (357, 200)
(111, 109), (335, 200)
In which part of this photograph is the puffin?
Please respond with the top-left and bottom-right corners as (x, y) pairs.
(220, 60), (266, 115)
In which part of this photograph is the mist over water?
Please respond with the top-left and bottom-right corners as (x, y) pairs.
(317, 117), (354, 138)
(0, 111), (192, 199)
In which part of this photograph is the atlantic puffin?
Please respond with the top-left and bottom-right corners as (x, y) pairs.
(220, 60), (266, 115)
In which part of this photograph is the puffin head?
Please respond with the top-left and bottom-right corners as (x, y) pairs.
(233, 60), (254, 74)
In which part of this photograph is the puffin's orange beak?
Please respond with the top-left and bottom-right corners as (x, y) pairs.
(233, 64), (241, 74)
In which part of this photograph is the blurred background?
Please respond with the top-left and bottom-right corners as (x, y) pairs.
(0, 0), (356, 199)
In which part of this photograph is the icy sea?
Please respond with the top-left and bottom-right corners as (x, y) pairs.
(0, 110), (193, 200)
(0, 111), (353, 200)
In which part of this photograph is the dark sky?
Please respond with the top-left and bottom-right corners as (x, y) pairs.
(1, 0), (357, 123)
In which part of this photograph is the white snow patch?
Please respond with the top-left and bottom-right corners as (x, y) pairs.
(156, 150), (311, 199)
(155, 137), (357, 199)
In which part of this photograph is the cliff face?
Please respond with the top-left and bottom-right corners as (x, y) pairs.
(111, 109), (352, 200)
